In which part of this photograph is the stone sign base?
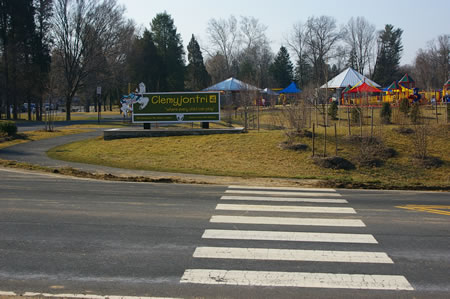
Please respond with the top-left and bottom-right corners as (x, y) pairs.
(104, 127), (245, 140)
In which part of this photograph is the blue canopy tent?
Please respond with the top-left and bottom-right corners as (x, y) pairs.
(279, 82), (302, 94)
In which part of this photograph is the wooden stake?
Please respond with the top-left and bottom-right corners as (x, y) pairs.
(312, 123), (315, 157)
(335, 123), (338, 156)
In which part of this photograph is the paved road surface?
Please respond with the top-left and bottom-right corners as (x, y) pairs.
(0, 168), (449, 298)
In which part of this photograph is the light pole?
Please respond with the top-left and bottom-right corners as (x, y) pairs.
(96, 86), (102, 124)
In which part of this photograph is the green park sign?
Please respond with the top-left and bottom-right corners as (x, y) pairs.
(132, 92), (220, 123)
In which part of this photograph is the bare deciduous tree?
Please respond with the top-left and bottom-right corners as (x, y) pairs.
(414, 34), (449, 90)
(239, 16), (267, 50)
(53, 0), (129, 120)
(205, 15), (239, 78)
(304, 16), (341, 84)
(343, 16), (376, 75)
(237, 16), (272, 87)
(286, 22), (310, 87)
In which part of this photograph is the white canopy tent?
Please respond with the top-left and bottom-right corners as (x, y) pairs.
(321, 67), (381, 89)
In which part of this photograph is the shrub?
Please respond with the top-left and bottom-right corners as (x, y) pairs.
(0, 121), (17, 136)
(410, 103), (421, 124)
(351, 107), (361, 124)
(328, 101), (338, 120)
(380, 102), (392, 124)
(355, 136), (383, 167)
(399, 98), (410, 115)
(411, 123), (428, 159)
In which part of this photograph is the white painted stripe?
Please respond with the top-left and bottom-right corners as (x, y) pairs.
(0, 291), (17, 296)
(193, 247), (393, 263)
(181, 269), (414, 290)
(221, 195), (348, 203)
(225, 190), (342, 197)
(210, 215), (366, 227)
(216, 204), (356, 214)
(203, 229), (378, 244)
(22, 292), (181, 299)
(228, 185), (336, 192)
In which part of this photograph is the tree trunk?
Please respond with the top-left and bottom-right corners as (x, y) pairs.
(37, 96), (43, 121)
(27, 96), (32, 121)
(66, 96), (71, 121)
(85, 97), (90, 113)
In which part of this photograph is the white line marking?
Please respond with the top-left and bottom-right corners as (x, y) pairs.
(0, 291), (17, 296)
(180, 269), (414, 290)
(216, 204), (356, 214)
(202, 229), (378, 244)
(221, 195), (348, 203)
(210, 215), (366, 227)
(225, 190), (342, 197)
(22, 292), (181, 299)
(228, 185), (336, 192)
(193, 247), (393, 263)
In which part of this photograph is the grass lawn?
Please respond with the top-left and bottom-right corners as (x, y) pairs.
(47, 123), (450, 189)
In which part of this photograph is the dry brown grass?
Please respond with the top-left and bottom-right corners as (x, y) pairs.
(47, 123), (450, 190)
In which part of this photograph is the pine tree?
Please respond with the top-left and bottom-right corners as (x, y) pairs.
(294, 53), (311, 88)
(151, 12), (185, 91)
(328, 100), (338, 120)
(128, 29), (160, 92)
(0, 0), (37, 119)
(373, 24), (403, 86)
(185, 34), (210, 91)
(270, 46), (293, 87)
(380, 102), (392, 124)
(32, 0), (53, 121)
(347, 47), (357, 69)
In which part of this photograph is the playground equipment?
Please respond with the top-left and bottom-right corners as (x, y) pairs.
(408, 88), (422, 103)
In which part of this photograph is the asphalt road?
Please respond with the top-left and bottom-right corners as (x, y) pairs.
(0, 168), (449, 298)
(15, 118), (126, 132)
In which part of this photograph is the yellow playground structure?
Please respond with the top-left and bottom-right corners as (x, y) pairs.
(341, 73), (448, 106)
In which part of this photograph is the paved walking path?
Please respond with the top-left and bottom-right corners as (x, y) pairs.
(0, 129), (323, 187)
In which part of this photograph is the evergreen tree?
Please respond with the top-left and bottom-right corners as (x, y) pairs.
(32, 0), (53, 121)
(294, 53), (311, 88)
(328, 100), (338, 120)
(399, 98), (410, 116)
(185, 34), (210, 91)
(270, 46), (293, 87)
(410, 102), (421, 124)
(127, 29), (160, 92)
(151, 12), (185, 91)
(347, 47), (357, 69)
(373, 24), (403, 86)
(0, 0), (37, 119)
(380, 102), (392, 124)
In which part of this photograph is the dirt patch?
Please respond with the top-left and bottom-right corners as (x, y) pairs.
(394, 127), (414, 134)
(313, 156), (355, 170)
(279, 142), (308, 151)
(414, 156), (444, 169)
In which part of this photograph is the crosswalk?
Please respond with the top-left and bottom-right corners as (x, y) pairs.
(180, 186), (414, 291)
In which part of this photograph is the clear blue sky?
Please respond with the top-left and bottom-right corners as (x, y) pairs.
(118, 0), (450, 65)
